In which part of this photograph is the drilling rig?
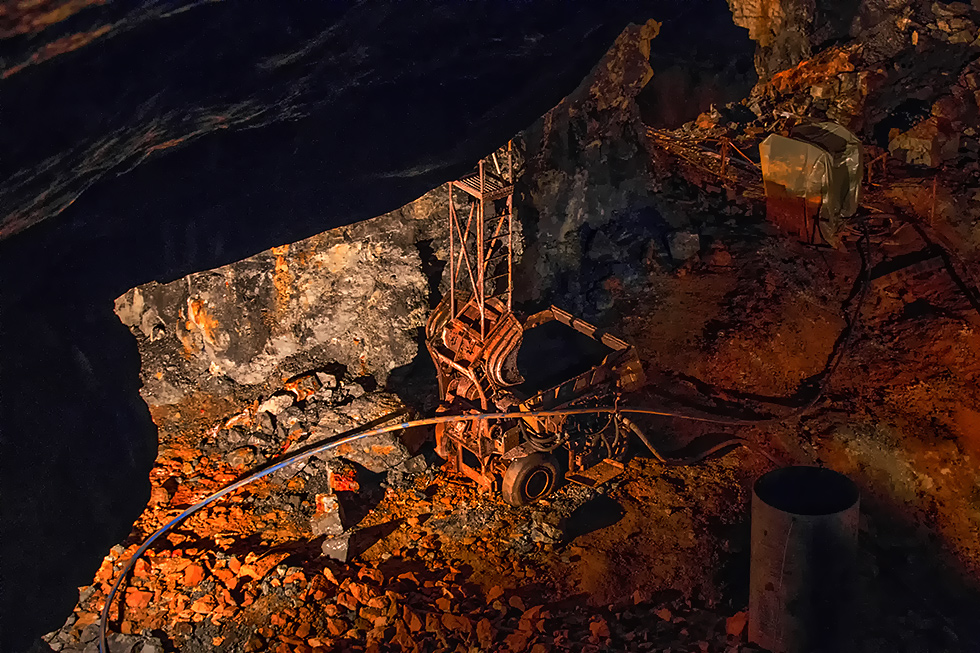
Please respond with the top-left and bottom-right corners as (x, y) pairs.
(425, 143), (645, 506)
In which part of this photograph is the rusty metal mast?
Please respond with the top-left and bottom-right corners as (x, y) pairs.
(447, 141), (515, 338)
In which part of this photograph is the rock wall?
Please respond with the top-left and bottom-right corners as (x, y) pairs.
(517, 19), (728, 318)
(517, 21), (660, 310)
(638, 0), (757, 130)
(737, 0), (980, 148)
(725, 0), (898, 80)
(727, 0), (819, 79)
(115, 191), (447, 406)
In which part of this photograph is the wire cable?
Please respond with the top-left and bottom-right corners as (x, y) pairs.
(101, 383), (880, 650)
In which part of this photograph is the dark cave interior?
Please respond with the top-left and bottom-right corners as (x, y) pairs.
(3, 2), (980, 653)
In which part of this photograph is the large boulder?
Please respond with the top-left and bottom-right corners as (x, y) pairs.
(114, 198), (437, 405)
(888, 115), (961, 167)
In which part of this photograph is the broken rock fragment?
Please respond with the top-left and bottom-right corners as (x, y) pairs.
(214, 427), (244, 451)
(257, 393), (293, 416)
(278, 405), (304, 430)
(321, 533), (352, 562)
(669, 231), (701, 264)
(284, 373), (322, 401)
(256, 410), (275, 435)
(315, 371), (338, 388)
(889, 116), (960, 167)
(529, 511), (564, 544)
(224, 446), (264, 470)
(311, 493), (346, 538)
(327, 458), (361, 492)
(342, 381), (367, 398)
(726, 610), (748, 637)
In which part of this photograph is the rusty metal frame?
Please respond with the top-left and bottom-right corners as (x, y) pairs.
(447, 142), (515, 336)
(427, 142), (646, 502)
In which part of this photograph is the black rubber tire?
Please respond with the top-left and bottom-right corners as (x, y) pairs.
(501, 452), (561, 507)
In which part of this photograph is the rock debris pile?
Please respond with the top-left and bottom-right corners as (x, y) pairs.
(42, 367), (761, 653)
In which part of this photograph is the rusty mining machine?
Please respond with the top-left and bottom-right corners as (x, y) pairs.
(425, 143), (645, 506)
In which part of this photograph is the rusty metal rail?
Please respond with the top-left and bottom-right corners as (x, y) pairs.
(642, 127), (765, 198)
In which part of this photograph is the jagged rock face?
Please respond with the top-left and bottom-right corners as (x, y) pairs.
(737, 0), (980, 144)
(637, 1), (757, 129)
(518, 19), (711, 315)
(726, 0), (911, 80)
(518, 21), (660, 306)
(727, 0), (818, 78)
(113, 195), (440, 404)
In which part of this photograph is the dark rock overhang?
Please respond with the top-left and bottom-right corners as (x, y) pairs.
(0, 1), (671, 291)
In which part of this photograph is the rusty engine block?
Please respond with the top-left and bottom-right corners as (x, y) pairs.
(426, 297), (644, 506)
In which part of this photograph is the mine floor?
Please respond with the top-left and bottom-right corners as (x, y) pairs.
(43, 211), (980, 653)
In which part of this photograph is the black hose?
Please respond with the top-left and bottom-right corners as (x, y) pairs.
(619, 415), (779, 466)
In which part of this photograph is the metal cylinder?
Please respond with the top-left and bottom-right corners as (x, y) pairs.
(749, 466), (860, 653)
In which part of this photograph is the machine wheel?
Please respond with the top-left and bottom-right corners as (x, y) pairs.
(501, 453), (561, 507)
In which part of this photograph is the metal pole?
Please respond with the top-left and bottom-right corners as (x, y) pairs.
(478, 159), (486, 338)
(456, 203), (476, 287)
(507, 193), (513, 311)
(448, 182), (455, 318)
(507, 140), (514, 310)
(451, 204), (479, 311)
(720, 138), (729, 178)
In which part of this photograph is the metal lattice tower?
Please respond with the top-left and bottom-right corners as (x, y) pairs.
(447, 141), (516, 337)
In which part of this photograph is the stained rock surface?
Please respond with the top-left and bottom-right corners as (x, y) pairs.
(113, 193), (441, 405)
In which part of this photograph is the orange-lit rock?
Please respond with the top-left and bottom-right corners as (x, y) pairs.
(190, 595), (216, 614)
(404, 608), (423, 633)
(283, 373), (322, 401)
(357, 567), (383, 584)
(325, 618), (348, 637)
(889, 116), (960, 167)
(182, 564), (204, 587)
(441, 613), (472, 635)
(213, 566), (237, 589)
(238, 552), (289, 581)
(726, 611), (748, 637)
(125, 589), (153, 610)
(589, 616), (611, 640)
(476, 618), (495, 648)
(505, 630), (532, 651)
